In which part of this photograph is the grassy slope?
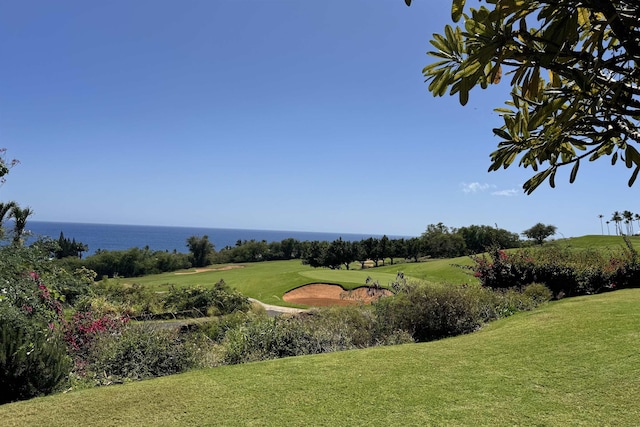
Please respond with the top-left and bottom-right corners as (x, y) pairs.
(3, 289), (639, 426)
(551, 235), (640, 250)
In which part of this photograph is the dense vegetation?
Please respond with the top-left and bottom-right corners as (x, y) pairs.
(3, 289), (639, 426)
(0, 225), (552, 404)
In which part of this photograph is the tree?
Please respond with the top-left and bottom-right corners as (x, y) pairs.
(611, 211), (623, 235)
(377, 235), (390, 266)
(407, 0), (640, 193)
(9, 205), (33, 245)
(623, 210), (634, 235)
(598, 214), (604, 235)
(325, 237), (355, 270)
(301, 240), (328, 268)
(186, 235), (214, 268)
(421, 223), (466, 258)
(522, 223), (557, 244)
(0, 201), (16, 239)
(405, 237), (422, 262)
(457, 224), (520, 253)
(389, 238), (406, 265)
(361, 237), (381, 267)
(54, 232), (88, 259)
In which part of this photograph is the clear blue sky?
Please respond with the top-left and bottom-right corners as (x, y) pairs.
(0, 0), (636, 238)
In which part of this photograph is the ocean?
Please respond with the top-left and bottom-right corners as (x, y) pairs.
(25, 221), (403, 255)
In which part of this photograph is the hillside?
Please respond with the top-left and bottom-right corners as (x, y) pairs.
(2, 289), (639, 426)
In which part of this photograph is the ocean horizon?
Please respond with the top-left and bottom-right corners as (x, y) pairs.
(25, 221), (409, 255)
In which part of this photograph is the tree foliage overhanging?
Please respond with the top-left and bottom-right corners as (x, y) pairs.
(407, 0), (640, 193)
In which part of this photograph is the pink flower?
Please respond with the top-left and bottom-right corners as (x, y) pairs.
(29, 271), (40, 281)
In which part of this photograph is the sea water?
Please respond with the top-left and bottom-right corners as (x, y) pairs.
(25, 221), (402, 255)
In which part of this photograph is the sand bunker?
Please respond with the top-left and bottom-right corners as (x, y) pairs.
(174, 265), (244, 275)
(283, 283), (392, 307)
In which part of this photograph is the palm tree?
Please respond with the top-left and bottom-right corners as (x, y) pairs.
(0, 201), (17, 239)
(598, 214), (604, 235)
(606, 221), (611, 236)
(611, 211), (623, 235)
(9, 205), (33, 245)
(635, 214), (640, 236)
(623, 210), (634, 235)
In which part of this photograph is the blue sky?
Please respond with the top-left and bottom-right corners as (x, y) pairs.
(0, 0), (636, 238)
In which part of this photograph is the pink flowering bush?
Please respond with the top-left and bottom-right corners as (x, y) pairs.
(0, 245), (72, 403)
(469, 239), (640, 297)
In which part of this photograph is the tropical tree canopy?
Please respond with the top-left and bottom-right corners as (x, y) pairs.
(406, 0), (640, 193)
(522, 222), (557, 244)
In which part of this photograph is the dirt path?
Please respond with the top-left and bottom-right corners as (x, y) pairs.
(248, 298), (307, 316)
(174, 265), (245, 275)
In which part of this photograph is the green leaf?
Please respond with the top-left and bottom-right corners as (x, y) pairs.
(493, 128), (511, 140)
(451, 0), (466, 22)
(569, 160), (579, 183)
(404, 0), (411, 6)
(624, 145), (640, 168)
(629, 166), (640, 187)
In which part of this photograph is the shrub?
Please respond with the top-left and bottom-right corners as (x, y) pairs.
(470, 241), (640, 297)
(522, 283), (553, 304)
(375, 280), (550, 342)
(0, 318), (71, 404)
(84, 279), (162, 317)
(206, 307), (412, 365)
(63, 311), (128, 368)
(164, 280), (250, 317)
(0, 244), (75, 403)
(88, 323), (198, 383)
(375, 282), (485, 342)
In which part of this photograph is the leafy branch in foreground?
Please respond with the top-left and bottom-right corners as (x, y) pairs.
(406, 0), (640, 193)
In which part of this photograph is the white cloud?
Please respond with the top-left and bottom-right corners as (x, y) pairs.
(491, 189), (519, 197)
(461, 182), (492, 193)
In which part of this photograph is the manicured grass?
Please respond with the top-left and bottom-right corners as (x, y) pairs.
(376, 256), (476, 284)
(112, 235), (640, 306)
(123, 260), (407, 306)
(551, 234), (640, 251)
(120, 258), (477, 306)
(3, 289), (639, 426)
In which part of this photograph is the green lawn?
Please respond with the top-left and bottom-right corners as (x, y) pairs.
(3, 288), (639, 426)
(120, 257), (477, 306)
(551, 234), (640, 250)
(110, 235), (640, 307)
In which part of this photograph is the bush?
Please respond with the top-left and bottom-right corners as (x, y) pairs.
(202, 307), (412, 365)
(522, 283), (553, 304)
(375, 280), (550, 342)
(375, 282), (485, 342)
(88, 323), (198, 383)
(0, 305), (71, 404)
(0, 243), (77, 403)
(164, 280), (250, 317)
(470, 240), (640, 297)
(83, 279), (162, 317)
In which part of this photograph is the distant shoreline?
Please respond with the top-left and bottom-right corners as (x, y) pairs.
(25, 221), (411, 255)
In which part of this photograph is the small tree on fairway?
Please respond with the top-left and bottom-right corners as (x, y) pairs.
(522, 223), (557, 245)
(186, 235), (214, 268)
